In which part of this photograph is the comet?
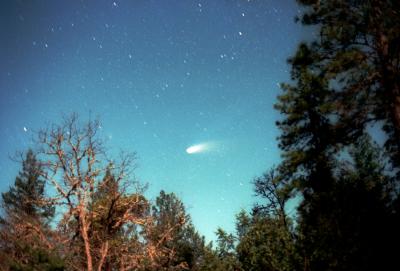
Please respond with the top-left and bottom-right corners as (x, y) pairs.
(186, 143), (209, 154)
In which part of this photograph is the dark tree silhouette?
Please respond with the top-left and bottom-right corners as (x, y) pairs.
(0, 149), (63, 270)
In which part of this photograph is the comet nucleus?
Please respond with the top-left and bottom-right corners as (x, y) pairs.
(186, 143), (207, 154)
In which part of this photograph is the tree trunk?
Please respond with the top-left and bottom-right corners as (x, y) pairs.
(97, 240), (109, 271)
(377, 32), (400, 171)
(80, 212), (93, 271)
(389, 85), (400, 170)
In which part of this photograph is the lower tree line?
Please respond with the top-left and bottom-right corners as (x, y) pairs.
(0, 117), (398, 271)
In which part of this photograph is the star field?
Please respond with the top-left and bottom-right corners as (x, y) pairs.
(0, 0), (307, 241)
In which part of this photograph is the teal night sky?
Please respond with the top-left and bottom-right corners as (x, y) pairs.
(0, 0), (307, 241)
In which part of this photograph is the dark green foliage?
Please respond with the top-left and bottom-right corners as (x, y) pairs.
(296, 0), (400, 176)
(0, 150), (63, 270)
(235, 210), (250, 240)
(8, 247), (64, 271)
(215, 228), (235, 258)
(1, 149), (54, 221)
(234, 167), (299, 271)
(91, 167), (148, 238)
(273, 1), (400, 269)
(149, 190), (208, 270)
(213, 228), (241, 271)
(295, 135), (394, 270)
(275, 52), (339, 270)
(236, 215), (298, 271)
(252, 168), (292, 229)
(275, 45), (337, 192)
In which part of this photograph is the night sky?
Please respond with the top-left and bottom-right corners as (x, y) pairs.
(0, 0), (308, 241)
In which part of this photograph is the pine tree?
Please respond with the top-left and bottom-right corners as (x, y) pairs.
(214, 228), (241, 271)
(304, 135), (394, 270)
(275, 43), (337, 194)
(276, 2), (400, 268)
(275, 44), (342, 269)
(148, 190), (207, 270)
(0, 149), (62, 270)
(296, 0), (400, 175)
(1, 149), (54, 221)
(235, 168), (299, 271)
(236, 215), (298, 271)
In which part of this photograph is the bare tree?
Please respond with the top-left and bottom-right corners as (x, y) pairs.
(35, 114), (184, 270)
(252, 168), (291, 232)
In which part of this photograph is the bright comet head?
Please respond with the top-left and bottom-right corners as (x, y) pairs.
(186, 143), (207, 154)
